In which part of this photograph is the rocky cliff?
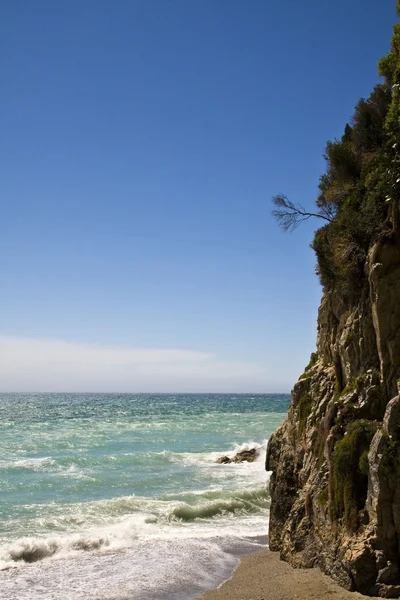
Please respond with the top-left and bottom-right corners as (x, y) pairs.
(266, 4), (400, 597)
(266, 235), (400, 597)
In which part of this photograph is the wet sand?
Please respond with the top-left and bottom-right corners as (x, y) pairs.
(196, 550), (380, 600)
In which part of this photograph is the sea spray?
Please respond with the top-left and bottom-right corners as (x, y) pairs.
(0, 392), (289, 599)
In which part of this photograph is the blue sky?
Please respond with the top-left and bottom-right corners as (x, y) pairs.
(1, 0), (397, 392)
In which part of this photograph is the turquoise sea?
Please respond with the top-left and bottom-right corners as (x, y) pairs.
(0, 393), (289, 600)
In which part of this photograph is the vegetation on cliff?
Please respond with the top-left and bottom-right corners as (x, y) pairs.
(273, 0), (400, 301)
(267, 5), (400, 596)
(330, 419), (377, 531)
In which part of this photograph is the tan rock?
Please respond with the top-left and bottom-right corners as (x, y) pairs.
(266, 237), (400, 597)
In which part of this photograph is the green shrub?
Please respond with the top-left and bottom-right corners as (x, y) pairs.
(310, 28), (400, 300)
(352, 85), (391, 153)
(274, 14), (400, 301)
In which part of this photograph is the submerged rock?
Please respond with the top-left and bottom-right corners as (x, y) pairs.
(216, 448), (259, 464)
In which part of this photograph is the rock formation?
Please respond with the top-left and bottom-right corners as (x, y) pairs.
(216, 448), (259, 464)
(266, 236), (400, 597)
(266, 4), (400, 596)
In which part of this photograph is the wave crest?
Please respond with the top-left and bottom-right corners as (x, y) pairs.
(4, 534), (113, 566)
(8, 540), (59, 563)
(172, 488), (269, 522)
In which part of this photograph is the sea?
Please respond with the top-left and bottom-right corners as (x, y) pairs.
(0, 393), (290, 600)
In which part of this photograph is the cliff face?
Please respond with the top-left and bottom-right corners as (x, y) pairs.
(266, 235), (400, 597)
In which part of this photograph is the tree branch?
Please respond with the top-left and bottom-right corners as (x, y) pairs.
(271, 194), (334, 232)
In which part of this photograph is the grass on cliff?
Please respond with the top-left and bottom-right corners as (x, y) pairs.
(330, 419), (377, 531)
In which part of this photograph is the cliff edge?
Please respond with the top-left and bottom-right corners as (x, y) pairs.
(266, 4), (400, 597)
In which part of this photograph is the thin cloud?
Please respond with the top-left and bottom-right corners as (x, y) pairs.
(0, 335), (277, 393)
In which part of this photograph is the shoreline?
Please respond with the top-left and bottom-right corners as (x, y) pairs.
(195, 549), (380, 600)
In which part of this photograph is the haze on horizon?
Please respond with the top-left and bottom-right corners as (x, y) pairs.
(2, 1), (397, 393)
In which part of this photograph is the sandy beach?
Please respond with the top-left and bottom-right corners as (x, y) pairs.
(196, 550), (380, 600)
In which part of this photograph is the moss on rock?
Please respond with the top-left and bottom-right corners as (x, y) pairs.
(330, 419), (377, 531)
(298, 392), (312, 435)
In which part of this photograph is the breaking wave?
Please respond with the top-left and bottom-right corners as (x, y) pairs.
(0, 391), (290, 599)
(1, 484), (269, 567)
(172, 488), (269, 521)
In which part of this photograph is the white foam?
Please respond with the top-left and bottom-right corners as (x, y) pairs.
(0, 485), (269, 568)
(171, 439), (268, 473)
(0, 533), (264, 600)
(0, 457), (55, 471)
(57, 465), (96, 480)
(0, 439), (271, 598)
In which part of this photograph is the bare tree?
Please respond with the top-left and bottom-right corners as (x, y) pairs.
(272, 194), (334, 232)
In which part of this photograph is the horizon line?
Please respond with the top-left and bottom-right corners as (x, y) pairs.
(0, 390), (291, 395)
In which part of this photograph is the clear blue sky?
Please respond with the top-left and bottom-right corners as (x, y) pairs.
(1, 0), (397, 392)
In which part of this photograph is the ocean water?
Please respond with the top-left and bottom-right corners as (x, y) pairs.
(0, 393), (289, 600)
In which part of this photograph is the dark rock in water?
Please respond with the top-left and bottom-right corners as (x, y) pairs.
(216, 448), (259, 464)
(216, 455), (231, 464)
(232, 448), (259, 463)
